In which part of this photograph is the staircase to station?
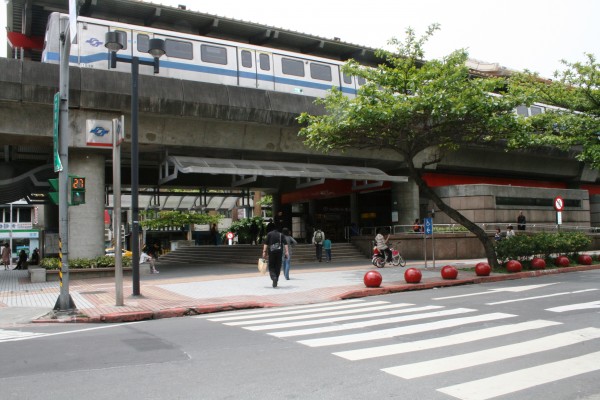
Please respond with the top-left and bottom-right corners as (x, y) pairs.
(155, 242), (369, 266)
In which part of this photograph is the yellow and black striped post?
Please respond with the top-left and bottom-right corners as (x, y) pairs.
(58, 236), (63, 287)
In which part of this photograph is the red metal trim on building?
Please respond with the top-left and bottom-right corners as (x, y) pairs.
(7, 32), (44, 50)
(421, 173), (568, 189)
(281, 173), (600, 204)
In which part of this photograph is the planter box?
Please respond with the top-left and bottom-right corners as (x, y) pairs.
(29, 267), (46, 283)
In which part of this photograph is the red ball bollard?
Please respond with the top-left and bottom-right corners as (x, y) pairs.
(475, 262), (491, 276)
(577, 254), (592, 265)
(441, 265), (458, 279)
(505, 260), (523, 273)
(531, 257), (546, 270)
(363, 270), (383, 288)
(555, 255), (570, 267)
(404, 267), (422, 283)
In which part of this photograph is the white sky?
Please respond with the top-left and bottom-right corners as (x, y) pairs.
(1, 0), (599, 78)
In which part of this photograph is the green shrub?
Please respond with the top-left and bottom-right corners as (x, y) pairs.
(39, 255), (132, 269)
(40, 257), (60, 270)
(495, 232), (591, 264)
(228, 216), (265, 244)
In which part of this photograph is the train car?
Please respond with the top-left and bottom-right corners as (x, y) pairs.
(42, 12), (361, 98)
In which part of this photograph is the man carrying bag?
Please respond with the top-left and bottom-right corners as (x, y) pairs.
(262, 227), (289, 288)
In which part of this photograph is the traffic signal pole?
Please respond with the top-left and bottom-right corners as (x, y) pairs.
(55, 18), (76, 312)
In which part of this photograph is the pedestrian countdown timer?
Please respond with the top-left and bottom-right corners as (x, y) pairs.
(70, 176), (86, 205)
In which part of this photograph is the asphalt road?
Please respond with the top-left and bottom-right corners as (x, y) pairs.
(1, 270), (599, 400)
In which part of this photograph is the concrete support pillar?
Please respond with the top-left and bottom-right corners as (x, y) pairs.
(350, 193), (359, 225)
(68, 151), (105, 259)
(391, 179), (420, 227)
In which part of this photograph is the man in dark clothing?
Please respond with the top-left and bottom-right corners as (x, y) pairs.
(262, 228), (289, 288)
(517, 211), (526, 231)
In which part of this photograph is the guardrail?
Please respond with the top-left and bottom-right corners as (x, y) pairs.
(357, 223), (600, 236)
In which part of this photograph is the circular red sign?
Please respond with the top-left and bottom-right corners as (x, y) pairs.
(226, 232), (234, 239)
(554, 196), (564, 211)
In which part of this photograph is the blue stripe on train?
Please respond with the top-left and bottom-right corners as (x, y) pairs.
(44, 51), (357, 95)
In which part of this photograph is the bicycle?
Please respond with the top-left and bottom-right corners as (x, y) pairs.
(372, 243), (406, 268)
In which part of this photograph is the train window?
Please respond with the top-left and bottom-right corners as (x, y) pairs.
(342, 73), (352, 84)
(166, 39), (193, 60)
(516, 105), (529, 116)
(310, 63), (332, 81)
(137, 34), (149, 52)
(282, 58), (305, 77)
(241, 50), (253, 68)
(357, 76), (366, 86)
(201, 44), (227, 65)
(530, 106), (543, 115)
(259, 53), (270, 71)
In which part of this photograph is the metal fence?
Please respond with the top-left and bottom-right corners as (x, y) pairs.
(357, 223), (600, 237)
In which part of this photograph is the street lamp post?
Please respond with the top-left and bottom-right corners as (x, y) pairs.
(105, 33), (165, 296)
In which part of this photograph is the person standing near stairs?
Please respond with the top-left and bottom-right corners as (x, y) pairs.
(323, 237), (332, 262)
(312, 228), (324, 262)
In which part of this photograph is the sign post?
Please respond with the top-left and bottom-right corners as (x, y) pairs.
(554, 196), (564, 226)
(424, 217), (435, 268)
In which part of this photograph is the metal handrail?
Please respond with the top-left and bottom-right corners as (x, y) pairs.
(357, 223), (600, 236)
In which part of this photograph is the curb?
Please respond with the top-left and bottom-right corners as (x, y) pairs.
(32, 264), (600, 324)
(338, 264), (600, 301)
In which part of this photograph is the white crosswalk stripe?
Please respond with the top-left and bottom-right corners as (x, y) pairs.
(202, 299), (600, 399)
(382, 327), (600, 379)
(546, 300), (600, 312)
(333, 319), (561, 361)
(273, 308), (480, 339)
(438, 350), (600, 400)
(226, 302), (422, 327)
(0, 329), (48, 342)
(244, 305), (442, 331)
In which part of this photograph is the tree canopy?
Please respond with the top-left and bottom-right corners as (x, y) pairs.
(298, 24), (531, 267)
(140, 210), (221, 230)
(509, 53), (600, 168)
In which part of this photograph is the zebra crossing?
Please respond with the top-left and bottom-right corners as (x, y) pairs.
(0, 329), (48, 342)
(197, 298), (600, 399)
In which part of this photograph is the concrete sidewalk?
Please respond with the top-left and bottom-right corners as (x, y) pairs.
(0, 257), (598, 326)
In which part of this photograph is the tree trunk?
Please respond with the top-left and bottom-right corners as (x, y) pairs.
(407, 160), (500, 268)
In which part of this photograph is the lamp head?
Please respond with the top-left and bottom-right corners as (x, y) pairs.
(148, 38), (165, 58)
(104, 31), (126, 52)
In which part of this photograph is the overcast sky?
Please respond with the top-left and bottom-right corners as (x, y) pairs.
(1, 0), (598, 78)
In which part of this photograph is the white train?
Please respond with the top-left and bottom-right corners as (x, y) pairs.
(42, 12), (553, 118)
(42, 12), (365, 98)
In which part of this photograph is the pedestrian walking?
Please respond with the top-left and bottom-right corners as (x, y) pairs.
(262, 227), (289, 287)
(2, 243), (10, 270)
(323, 237), (332, 262)
(312, 228), (324, 262)
(281, 227), (297, 280)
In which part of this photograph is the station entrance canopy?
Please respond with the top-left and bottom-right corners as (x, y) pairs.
(159, 156), (408, 187)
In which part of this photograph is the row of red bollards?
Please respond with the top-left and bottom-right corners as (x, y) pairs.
(364, 254), (594, 288)
(363, 262), (493, 288)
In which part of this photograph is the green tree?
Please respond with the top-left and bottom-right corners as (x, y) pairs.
(140, 210), (221, 230)
(509, 54), (600, 168)
(298, 25), (528, 268)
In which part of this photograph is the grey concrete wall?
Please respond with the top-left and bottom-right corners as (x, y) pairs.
(429, 184), (591, 228)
